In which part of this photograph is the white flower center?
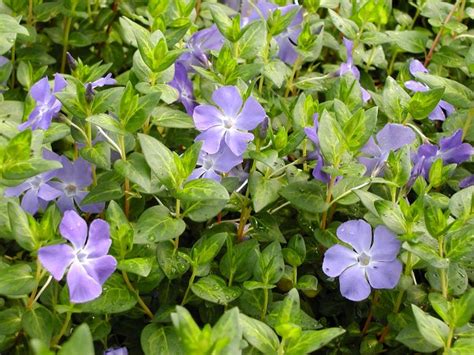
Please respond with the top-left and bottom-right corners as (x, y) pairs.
(64, 184), (77, 197)
(358, 252), (371, 266)
(223, 115), (234, 129)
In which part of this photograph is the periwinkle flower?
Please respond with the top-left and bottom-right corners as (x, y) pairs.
(411, 129), (474, 180)
(104, 347), (128, 355)
(48, 156), (104, 213)
(359, 123), (416, 176)
(169, 62), (196, 115)
(323, 220), (402, 301)
(89, 73), (116, 89)
(38, 210), (117, 303)
(304, 114), (330, 183)
(404, 59), (454, 121)
(18, 74), (67, 131)
(189, 145), (243, 182)
(193, 86), (266, 156)
(4, 150), (62, 215)
(178, 25), (224, 70)
(338, 38), (371, 103)
(460, 175), (474, 188)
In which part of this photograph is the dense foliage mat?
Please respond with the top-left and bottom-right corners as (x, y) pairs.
(0, 0), (473, 354)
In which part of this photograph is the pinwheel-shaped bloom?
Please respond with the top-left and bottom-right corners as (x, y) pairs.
(411, 129), (474, 179)
(359, 123), (416, 176)
(4, 150), (62, 215)
(323, 220), (402, 301)
(169, 62), (196, 115)
(304, 114), (330, 183)
(178, 25), (224, 70)
(89, 73), (116, 89)
(48, 156), (104, 213)
(18, 74), (67, 131)
(193, 86), (266, 156)
(339, 38), (371, 103)
(404, 59), (454, 121)
(189, 145), (243, 182)
(38, 210), (117, 303)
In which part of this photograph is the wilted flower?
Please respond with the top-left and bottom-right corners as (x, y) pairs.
(18, 74), (67, 131)
(338, 38), (371, 102)
(304, 114), (330, 183)
(4, 150), (62, 215)
(189, 145), (243, 182)
(178, 25), (224, 70)
(193, 86), (266, 156)
(48, 156), (104, 213)
(38, 210), (117, 303)
(169, 62), (196, 115)
(323, 220), (402, 301)
(411, 129), (474, 179)
(359, 123), (416, 176)
(404, 59), (454, 121)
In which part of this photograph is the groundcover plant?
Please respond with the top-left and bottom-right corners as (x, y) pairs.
(0, 0), (473, 354)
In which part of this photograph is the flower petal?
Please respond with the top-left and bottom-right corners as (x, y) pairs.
(337, 220), (372, 254)
(195, 126), (226, 154)
(189, 167), (206, 180)
(322, 245), (358, 277)
(409, 59), (428, 75)
(83, 219), (111, 258)
(4, 181), (30, 197)
(193, 105), (224, 131)
(21, 189), (39, 215)
(56, 194), (75, 213)
(235, 97), (266, 131)
(67, 261), (103, 303)
(376, 124), (416, 153)
(82, 255), (117, 285)
(53, 74), (67, 92)
(339, 264), (371, 301)
(202, 169), (221, 181)
(37, 184), (62, 201)
(213, 146), (243, 173)
(38, 244), (75, 280)
(30, 77), (51, 102)
(72, 158), (93, 188)
(60, 210), (88, 250)
(212, 86), (243, 117)
(366, 259), (402, 289)
(370, 225), (401, 261)
(404, 80), (428, 92)
(225, 129), (253, 156)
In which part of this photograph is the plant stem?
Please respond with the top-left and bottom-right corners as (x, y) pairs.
(61, 16), (73, 73)
(261, 288), (269, 320)
(181, 270), (196, 305)
(174, 199), (181, 250)
(9, 44), (15, 89)
(284, 56), (301, 97)
(424, 0), (461, 67)
(26, 259), (44, 309)
(387, 49), (399, 76)
(51, 312), (71, 347)
(28, 0), (34, 26)
(122, 270), (154, 319)
(438, 237), (449, 298)
(320, 176), (336, 229)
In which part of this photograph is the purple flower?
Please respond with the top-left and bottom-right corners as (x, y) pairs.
(104, 347), (128, 355)
(18, 74), (67, 131)
(359, 123), (416, 176)
(304, 114), (330, 183)
(404, 59), (454, 121)
(48, 156), (104, 214)
(38, 210), (117, 303)
(193, 86), (266, 156)
(411, 129), (474, 179)
(339, 38), (371, 102)
(4, 150), (62, 215)
(169, 62), (196, 115)
(89, 73), (116, 89)
(460, 175), (474, 188)
(178, 25), (224, 70)
(322, 220), (402, 301)
(189, 145), (243, 182)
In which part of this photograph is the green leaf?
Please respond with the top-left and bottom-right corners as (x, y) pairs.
(138, 133), (180, 189)
(451, 289), (474, 328)
(386, 30), (429, 53)
(141, 324), (183, 355)
(0, 307), (22, 336)
(396, 322), (441, 353)
(318, 110), (344, 165)
(22, 306), (54, 345)
(3, 158), (62, 180)
(239, 313), (279, 353)
(152, 107), (195, 128)
(249, 212), (285, 243)
(407, 87), (445, 120)
(79, 141), (111, 170)
(220, 239), (259, 283)
(239, 20), (266, 59)
(178, 179), (229, 222)
(78, 274), (137, 314)
(449, 186), (473, 220)
(212, 308), (242, 354)
(156, 242), (190, 280)
(374, 200), (407, 234)
(280, 180), (328, 213)
(343, 108), (377, 152)
(449, 338), (474, 355)
(134, 206), (186, 243)
(58, 324), (94, 355)
(81, 178), (123, 205)
(328, 9), (358, 39)
(0, 14), (29, 36)
(0, 263), (35, 296)
(191, 232), (227, 267)
(416, 72), (473, 108)
(411, 304), (449, 348)
(87, 114), (125, 135)
(114, 153), (153, 193)
(171, 306), (207, 353)
(382, 77), (411, 122)
(191, 275), (242, 305)
(285, 328), (345, 354)
(8, 201), (37, 251)
(254, 241), (285, 285)
(249, 172), (284, 213)
(402, 242), (449, 268)
(118, 257), (155, 277)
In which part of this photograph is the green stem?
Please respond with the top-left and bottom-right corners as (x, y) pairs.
(284, 56), (301, 97)
(122, 270), (154, 319)
(9, 44), (15, 89)
(438, 237), (448, 298)
(181, 270), (196, 305)
(61, 16), (73, 73)
(320, 176), (336, 230)
(387, 49), (399, 76)
(445, 326), (455, 351)
(26, 259), (44, 309)
(51, 312), (71, 347)
(174, 199), (181, 250)
(28, 0), (34, 26)
(261, 288), (269, 320)
(292, 266), (297, 286)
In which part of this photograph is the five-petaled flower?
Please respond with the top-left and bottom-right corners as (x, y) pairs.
(193, 86), (266, 156)
(359, 123), (416, 176)
(189, 145), (243, 182)
(323, 220), (402, 301)
(178, 25), (224, 70)
(18, 74), (67, 131)
(38, 210), (117, 303)
(169, 62), (196, 115)
(404, 59), (454, 121)
(304, 113), (330, 183)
